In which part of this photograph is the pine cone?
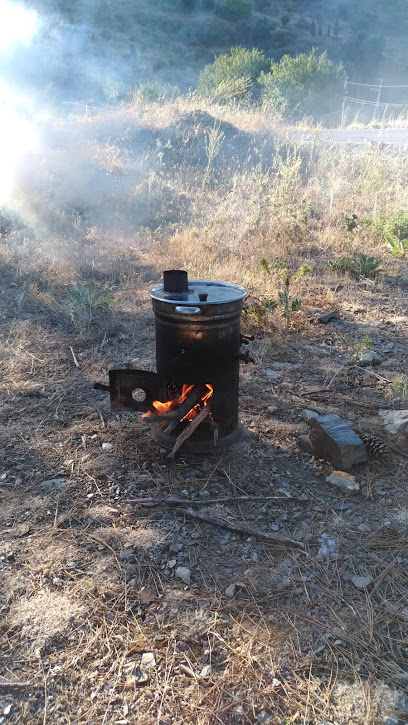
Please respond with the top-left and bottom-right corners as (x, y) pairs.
(359, 433), (391, 460)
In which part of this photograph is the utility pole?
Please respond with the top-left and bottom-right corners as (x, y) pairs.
(373, 78), (383, 121)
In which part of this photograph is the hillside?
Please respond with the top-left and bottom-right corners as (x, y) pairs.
(14, 0), (408, 104)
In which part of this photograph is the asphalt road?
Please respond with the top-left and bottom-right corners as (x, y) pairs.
(293, 127), (408, 145)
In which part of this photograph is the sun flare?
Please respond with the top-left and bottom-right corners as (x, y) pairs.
(0, 2), (40, 203)
(0, 0), (38, 51)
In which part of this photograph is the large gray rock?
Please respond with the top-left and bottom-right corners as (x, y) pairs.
(379, 410), (408, 453)
(309, 414), (368, 469)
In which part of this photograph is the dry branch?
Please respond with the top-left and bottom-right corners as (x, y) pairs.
(144, 385), (206, 429)
(165, 385), (208, 433)
(0, 680), (32, 690)
(69, 346), (80, 368)
(126, 495), (309, 507)
(175, 507), (305, 549)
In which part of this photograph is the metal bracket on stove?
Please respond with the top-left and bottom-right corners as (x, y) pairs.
(94, 369), (166, 413)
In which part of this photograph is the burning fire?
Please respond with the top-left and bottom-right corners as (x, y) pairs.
(143, 384), (213, 422)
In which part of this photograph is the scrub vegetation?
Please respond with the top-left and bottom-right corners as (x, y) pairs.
(1, 94), (408, 725)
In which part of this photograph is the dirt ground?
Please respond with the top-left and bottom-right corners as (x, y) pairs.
(0, 101), (408, 724)
(0, 256), (407, 725)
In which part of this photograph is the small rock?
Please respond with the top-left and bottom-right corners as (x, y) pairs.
(303, 409), (320, 421)
(140, 652), (156, 668)
(326, 471), (360, 494)
(267, 405), (278, 414)
(200, 665), (212, 678)
(347, 412), (358, 421)
(175, 566), (191, 586)
(297, 435), (313, 454)
(351, 575), (372, 589)
(225, 581), (245, 598)
(14, 522), (30, 537)
(309, 413), (368, 469)
(3, 705), (12, 716)
(318, 533), (337, 558)
(318, 310), (340, 324)
(270, 523), (280, 531)
(225, 583), (237, 598)
(101, 442), (113, 452)
(39, 478), (69, 492)
(181, 489), (189, 497)
(256, 711), (271, 724)
(379, 410), (408, 454)
(119, 548), (135, 561)
(168, 559), (177, 568)
(127, 665), (149, 686)
(169, 543), (183, 554)
(359, 350), (383, 366)
(266, 369), (279, 380)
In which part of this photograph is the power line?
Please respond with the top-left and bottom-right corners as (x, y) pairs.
(345, 81), (408, 89)
(344, 96), (408, 108)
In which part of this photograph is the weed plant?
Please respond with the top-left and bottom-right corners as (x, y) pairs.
(67, 282), (116, 333)
(260, 258), (311, 330)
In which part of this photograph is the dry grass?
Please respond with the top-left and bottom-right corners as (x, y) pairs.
(0, 97), (408, 725)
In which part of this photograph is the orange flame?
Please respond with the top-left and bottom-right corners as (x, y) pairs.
(143, 384), (213, 421)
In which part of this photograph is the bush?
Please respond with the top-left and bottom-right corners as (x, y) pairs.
(259, 48), (346, 119)
(384, 210), (408, 241)
(196, 46), (270, 102)
(132, 81), (180, 103)
(215, 0), (252, 21)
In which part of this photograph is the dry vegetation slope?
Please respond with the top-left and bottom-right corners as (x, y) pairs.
(0, 99), (408, 724)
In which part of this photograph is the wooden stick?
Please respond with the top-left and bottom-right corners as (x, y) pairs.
(0, 680), (31, 690)
(174, 507), (305, 549)
(69, 346), (80, 368)
(168, 405), (211, 459)
(143, 385), (207, 429)
(296, 382), (378, 397)
(165, 385), (208, 434)
(125, 495), (309, 507)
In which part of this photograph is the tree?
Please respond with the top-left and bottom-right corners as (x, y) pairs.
(196, 46), (270, 102)
(215, 0), (252, 21)
(259, 48), (346, 120)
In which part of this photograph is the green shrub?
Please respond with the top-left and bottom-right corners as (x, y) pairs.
(132, 81), (180, 103)
(384, 210), (408, 241)
(67, 282), (117, 333)
(215, 0), (252, 21)
(328, 253), (383, 278)
(260, 259), (311, 330)
(196, 46), (269, 102)
(259, 48), (346, 119)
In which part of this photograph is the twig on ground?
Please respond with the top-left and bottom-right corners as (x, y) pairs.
(296, 382), (378, 397)
(125, 494), (309, 507)
(0, 680), (32, 690)
(174, 507), (305, 548)
(69, 346), (80, 368)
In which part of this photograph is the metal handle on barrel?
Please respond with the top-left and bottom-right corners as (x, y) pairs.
(175, 306), (201, 314)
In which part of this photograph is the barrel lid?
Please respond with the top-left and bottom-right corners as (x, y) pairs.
(150, 280), (247, 304)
